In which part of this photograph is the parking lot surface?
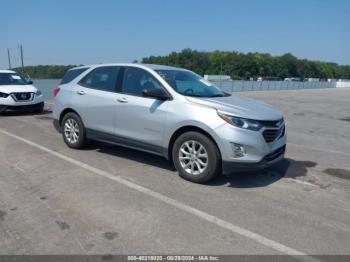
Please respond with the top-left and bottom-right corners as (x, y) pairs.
(0, 88), (349, 256)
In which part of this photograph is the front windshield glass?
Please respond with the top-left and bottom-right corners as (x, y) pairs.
(0, 73), (28, 86)
(155, 69), (228, 98)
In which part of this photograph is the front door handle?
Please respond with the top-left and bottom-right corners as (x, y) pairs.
(117, 97), (128, 103)
(77, 90), (85, 95)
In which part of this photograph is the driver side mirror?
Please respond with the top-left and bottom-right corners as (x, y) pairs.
(27, 80), (33, 85)
(142, 88), (170, 100)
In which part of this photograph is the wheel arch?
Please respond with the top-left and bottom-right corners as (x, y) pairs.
(167, 125), (222, 161)
(59, 108), (80, 126)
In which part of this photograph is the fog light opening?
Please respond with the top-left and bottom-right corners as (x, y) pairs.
(231, 143), (245, 158)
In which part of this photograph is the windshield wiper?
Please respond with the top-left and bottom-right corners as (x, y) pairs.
(185, 94), (204, 97)
(207, 94), (227, 97)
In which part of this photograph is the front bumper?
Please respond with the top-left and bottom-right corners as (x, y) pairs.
(0, 102), (44, 112)
(214, 122), (287, 174)
(222, 145), (285, 174)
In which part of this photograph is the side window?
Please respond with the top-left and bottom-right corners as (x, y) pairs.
(79, 66), (119, 92)
(121, 67), (163, 96)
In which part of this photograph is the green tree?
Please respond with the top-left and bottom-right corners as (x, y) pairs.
(142, 49), (350, 79)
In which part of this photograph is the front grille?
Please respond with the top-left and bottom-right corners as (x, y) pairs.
(263, 127), (284, 142)
(11, 92), (34, 102)
(264, 145), (286, 162)
(260, 120), (282, 127)
(261, 119), (285, 143)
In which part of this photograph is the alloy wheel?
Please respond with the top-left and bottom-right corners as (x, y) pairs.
(64, 118), (80, 144)
(179, 140), (208, 175)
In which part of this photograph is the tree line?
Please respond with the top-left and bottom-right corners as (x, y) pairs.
(10, 49), (350, 80)
(142, 49), (350, 80)
(12, 65), (80, 79)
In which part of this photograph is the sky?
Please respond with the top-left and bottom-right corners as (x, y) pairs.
(0, 0), (349, 68)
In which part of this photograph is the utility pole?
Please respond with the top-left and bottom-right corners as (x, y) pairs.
(7, 48), (11, 69)
(19, 44), (25, 75)
(219, 61), (223, 89)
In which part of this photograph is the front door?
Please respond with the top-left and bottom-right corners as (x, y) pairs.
(114, 67), (169, 155)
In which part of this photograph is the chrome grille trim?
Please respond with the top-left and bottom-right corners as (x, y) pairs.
(10, 92), (35, 102)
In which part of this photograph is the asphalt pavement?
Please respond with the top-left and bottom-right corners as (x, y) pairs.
(0, 88), (349, 258)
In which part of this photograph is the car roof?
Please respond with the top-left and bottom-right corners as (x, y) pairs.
(0, 69), (16, 74)
(69, 63), (186, 71)
(140, 64), (185, 70)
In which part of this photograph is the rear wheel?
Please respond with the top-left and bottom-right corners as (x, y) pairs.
(62, 112), (87, 149)
(172, 131), (221, 183)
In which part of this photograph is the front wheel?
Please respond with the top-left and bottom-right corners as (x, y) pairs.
(61, 112), (87, 149)
(172, 132), (221, 183)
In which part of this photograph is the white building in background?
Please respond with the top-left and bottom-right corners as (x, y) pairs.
(336, 80), (350, 88)
(305, 78), (320, 82)
(204, 75), (232, 81)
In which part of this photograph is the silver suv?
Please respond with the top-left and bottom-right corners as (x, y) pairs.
(53, 64), (286, 183)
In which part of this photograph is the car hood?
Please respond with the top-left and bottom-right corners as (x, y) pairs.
(0, 85), (38, 94)
(186, 95), (283, 120)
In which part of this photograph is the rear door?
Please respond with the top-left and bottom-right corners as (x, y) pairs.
(73, 66), (121, 135)
(114, 66), (169, 154)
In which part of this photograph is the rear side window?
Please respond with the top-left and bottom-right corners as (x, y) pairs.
(79, 66), (120, 92)
(61, 68), (89, 84)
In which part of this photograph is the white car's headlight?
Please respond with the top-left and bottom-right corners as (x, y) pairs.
(218, 112), (262, 131)
(0, 92), (9, 98)
(36, 90), (42, 96)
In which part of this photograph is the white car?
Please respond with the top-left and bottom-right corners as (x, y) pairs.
(0, 70), (44, 113)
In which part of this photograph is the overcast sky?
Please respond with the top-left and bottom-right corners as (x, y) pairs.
(1, 0), (349, 68)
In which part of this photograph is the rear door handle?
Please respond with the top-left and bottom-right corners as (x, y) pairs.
(77, 90), (85, 95)
(117, 97), (128, 103)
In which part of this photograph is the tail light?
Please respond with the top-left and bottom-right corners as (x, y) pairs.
(53, 87), (60, 97)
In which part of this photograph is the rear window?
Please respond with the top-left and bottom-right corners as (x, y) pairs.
(60, 68), (89, 84)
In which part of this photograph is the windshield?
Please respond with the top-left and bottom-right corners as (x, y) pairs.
(0, 73), (29, 86)
(155, 69), (228, 98)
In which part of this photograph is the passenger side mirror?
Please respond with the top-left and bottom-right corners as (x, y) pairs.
(142, 88), (169, 100)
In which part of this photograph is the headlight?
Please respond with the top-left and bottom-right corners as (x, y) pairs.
(36, 90), (42, 96)
(218, 112), (262, 131)
(0, 92), (9, 98)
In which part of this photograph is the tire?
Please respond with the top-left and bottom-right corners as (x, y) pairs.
(61, 112), (87, 149)
(172, 131), (221, 183)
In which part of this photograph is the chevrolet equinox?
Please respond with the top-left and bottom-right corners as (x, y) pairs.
(53, 64), (286, 183)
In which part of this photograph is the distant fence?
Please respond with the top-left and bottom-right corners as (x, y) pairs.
(209, 80), (337, 92)
(336, 81), (350, 88)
